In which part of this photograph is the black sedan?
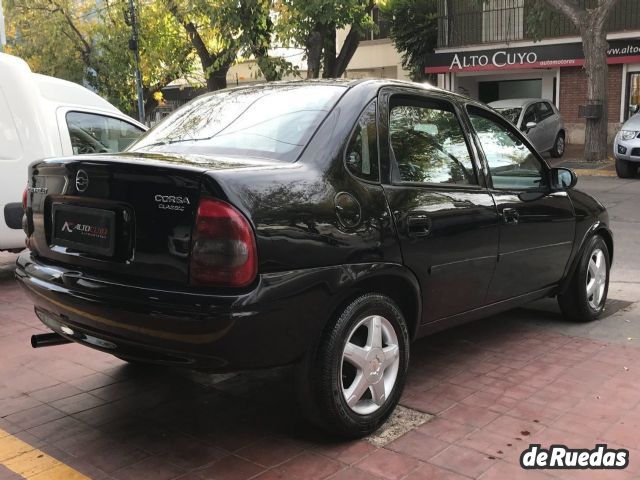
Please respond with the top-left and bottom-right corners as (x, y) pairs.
(16, 79), (613, 437)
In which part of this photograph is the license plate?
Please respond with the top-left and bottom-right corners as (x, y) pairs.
(52, 204), (115, 256)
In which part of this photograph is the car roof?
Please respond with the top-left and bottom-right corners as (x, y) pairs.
(33, 73), (121, 112)
(489, 98), (552, 109)
(210, 77), (464, 99)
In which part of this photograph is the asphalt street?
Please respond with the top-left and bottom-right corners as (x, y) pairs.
(515, 175), (640, 345)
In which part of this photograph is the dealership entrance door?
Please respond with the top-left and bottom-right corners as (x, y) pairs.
(453, 69), (558, 105)
(478, 79), (542, 103)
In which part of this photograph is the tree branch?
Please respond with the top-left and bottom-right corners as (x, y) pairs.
(543, 0), (586, 28)
(333, 0), (375, 77)
(166, 0), (214, 69)
(48, 0), (92, 62)
(594, 0), (620, 31)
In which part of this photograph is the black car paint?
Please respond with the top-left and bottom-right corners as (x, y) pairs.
(16, 79), (612, 370)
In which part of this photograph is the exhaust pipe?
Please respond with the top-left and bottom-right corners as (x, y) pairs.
(31, 332), (73, 348)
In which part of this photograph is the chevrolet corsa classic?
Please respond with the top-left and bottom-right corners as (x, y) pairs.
(17, 80), (613, 437)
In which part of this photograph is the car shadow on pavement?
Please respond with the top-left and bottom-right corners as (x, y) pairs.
(3, 287), (639, 479)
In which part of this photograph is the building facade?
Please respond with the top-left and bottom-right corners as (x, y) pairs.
(336, 6), (410, 80)
(428, 0), (640, 143)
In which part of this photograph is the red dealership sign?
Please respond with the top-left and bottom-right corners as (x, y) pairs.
(425, 39), (640, 74)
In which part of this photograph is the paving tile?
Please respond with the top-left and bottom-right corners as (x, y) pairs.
(482, 414), (545, 438)
(417, 417), (476, 443)
(314, 439), (377, 465)
(260, 452), (342, 480)
(401, 392), (458, 415)
(328, 467), (385, 480)
(430, 445), (497, 478)
(28, 383), (85, 403)
(0, 464), (24, 480)
(3, 404), (67, 430)
(111, 456), (185, 480)
(236, 436), (306, 467)
(156, 434), (227, 470)
(386, 430), (449, 462)
(0, 394), (42, 416)
(478, 461), (554, 479)
(457, 428), (523, 464)
(49, 392), (108, 414)
(77, 440), (150, 474)
(440, 403), (501, 428)
(403, 462), (470, 480)
(355, 447), (420, 480)
(197, 455), (265, 480)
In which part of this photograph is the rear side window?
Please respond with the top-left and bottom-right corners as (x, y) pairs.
(389, 99), (477, 185)
(66, 112), (144, 154)
(0, 88), (22, 160)
(345, 101), (379, 181)
(536, 102), (553, 120)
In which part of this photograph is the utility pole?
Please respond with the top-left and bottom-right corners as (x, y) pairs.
(126, 0), (145, 123)
(0, 0), (7, 53)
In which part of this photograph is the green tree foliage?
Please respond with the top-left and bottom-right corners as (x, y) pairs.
(276, 0), (374, 78)
(4, 0), (93, 85)
(379, 0), (437, 81)
(166, 0), (294, 90)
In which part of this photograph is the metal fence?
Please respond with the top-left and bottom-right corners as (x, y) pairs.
(438, 0), (640, 48)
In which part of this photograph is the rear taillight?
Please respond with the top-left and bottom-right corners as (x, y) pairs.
(189, 198), (257, 287)
(22, 187), (27, 210)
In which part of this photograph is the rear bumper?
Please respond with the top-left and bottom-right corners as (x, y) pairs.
(16, 251), (358, 370)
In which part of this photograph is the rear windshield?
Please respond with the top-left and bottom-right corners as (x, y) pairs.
(129, 85), (346, 162)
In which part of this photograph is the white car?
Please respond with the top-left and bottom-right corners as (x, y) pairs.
(1, 53), (147, 251)
(613, 113), (640, 178)
(489, 98), (566, 158)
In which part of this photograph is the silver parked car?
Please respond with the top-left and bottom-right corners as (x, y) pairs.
(489, 98), (566, 158)
(613, 113), (640, 178)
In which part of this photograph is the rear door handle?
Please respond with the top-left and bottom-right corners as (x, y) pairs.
(502, 208), (520, 225)
(406, 214), (432, 238)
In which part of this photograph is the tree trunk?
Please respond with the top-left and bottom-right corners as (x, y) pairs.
(306, 30), (323, 79)
(334, 25), (361, 78)
(322, 25), (337, 78)
(580, 20), (609, 162)
(206, 67), (229, 91)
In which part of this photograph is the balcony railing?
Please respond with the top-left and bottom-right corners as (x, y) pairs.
(438, 0), (640, 48)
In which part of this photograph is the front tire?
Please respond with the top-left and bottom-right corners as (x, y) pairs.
(296, 294), (410, 438)
(616, 157), (637, 178)
(550, 132), (566, 158)
(558, 235), (610, 322)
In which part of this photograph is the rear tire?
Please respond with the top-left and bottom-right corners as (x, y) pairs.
(558, 235), (610, 323)
(616, 157), (637, 178)
(295, 293), (409, 438)
(550, 132), (566, 158)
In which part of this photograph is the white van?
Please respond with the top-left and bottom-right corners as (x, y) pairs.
(1, 53), (147, 251)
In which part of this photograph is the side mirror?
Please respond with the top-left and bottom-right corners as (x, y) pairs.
(525, 121), (537, 131)
(551, 167), (577, 191)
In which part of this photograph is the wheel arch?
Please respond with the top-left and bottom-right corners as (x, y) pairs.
(559, 223), (613, 295)
(324, 265), (422, 342)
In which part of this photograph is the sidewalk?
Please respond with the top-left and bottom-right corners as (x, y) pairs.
(546, 144), (616, 177)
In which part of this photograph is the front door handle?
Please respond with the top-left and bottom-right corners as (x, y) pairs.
(502, 208), (520, 225)
(407, 214), (432, 238)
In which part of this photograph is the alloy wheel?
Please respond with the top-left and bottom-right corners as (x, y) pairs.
(586, 248), (607, 310)
(340, 315), (400, 415)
